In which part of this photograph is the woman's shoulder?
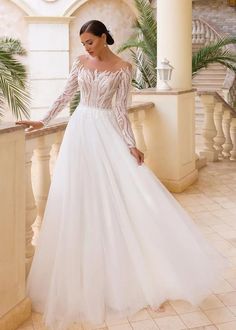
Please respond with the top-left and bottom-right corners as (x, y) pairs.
(115, 58), (132, 71)
(72, 54), (87, 66)
(77, 54), (88, 64)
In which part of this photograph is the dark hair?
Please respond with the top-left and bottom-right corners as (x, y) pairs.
(79, 20), (114, 45)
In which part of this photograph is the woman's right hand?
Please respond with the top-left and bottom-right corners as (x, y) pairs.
(15, 120), (44, 132)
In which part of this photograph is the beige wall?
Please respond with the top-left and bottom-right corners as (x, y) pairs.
(0, 0), (28, 49)
(193, 0), (236, 35)
(69, 0), (136, 63)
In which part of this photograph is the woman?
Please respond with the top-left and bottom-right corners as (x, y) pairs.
(16, 20), (228, 330)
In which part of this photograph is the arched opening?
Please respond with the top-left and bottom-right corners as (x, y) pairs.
(9, 0), (36, 15)
(63, 0), (138, 18)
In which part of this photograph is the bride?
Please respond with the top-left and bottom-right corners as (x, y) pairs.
(16, 20), (228, 330)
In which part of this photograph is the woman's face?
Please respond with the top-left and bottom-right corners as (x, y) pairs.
(80, 32), (106, 57)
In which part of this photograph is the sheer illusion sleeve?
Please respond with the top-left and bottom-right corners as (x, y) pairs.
(114, 66), (136, 149)
(39, 57), (80, 126)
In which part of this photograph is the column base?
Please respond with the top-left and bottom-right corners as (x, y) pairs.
(200, 150), (219, 162)
(0, 297), (31, 330)
(161, 169), (198, 193)
(195, 155), (207, 169)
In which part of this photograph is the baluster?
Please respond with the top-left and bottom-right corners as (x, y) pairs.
(222, 110), (233, 159)
(192, 20), (197, 43)
(209, 29), (215, 43)
(213, 103), (225, 159)
(196, 20), (201, 44)
(129, 110), (147, 156)
(31, 136), (53, 244)
(199, 95), (219, 161)
(25, 142), (37, 275)
(199, 20), (205, 43)
(230, 118), (236, 161)
(205, 26), (211, 44)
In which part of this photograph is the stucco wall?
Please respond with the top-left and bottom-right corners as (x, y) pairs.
(69, 0), (136, 63)
(0, 0), (28, 49)
(192, 0), (236, 35)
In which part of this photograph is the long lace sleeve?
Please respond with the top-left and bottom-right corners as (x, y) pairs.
(39, 56), (80, 126)
(114, 66), (136, 149)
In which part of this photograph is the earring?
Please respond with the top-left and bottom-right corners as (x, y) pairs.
(104, 43), (107, 47)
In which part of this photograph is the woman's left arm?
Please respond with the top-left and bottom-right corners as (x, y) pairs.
(114, 64), (136, 148)
(114, 64), (144, 165)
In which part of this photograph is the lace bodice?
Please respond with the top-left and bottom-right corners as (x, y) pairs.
(40, 57), (136, 148)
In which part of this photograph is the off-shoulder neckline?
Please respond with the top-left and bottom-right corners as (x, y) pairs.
(77, 61), (132, 76)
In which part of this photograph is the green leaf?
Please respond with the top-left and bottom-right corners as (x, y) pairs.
(192, 37), (236, 75)
(0, 38), (30, 119)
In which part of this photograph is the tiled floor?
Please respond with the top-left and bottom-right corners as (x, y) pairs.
(17, 160), (236, 330)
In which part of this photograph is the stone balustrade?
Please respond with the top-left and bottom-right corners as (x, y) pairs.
(192, 18), (220, 45)
(197, 91), (236, 162)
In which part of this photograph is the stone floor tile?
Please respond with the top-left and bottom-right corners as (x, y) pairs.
(215, 320), (236, 330)
(217, 291), (236, 306)
(203, 307), (236, 323)
(107, 324), (132, 330)
(169, 300), (200, 314)
(199, 294), (225, 310)
(16, 317), (34, 330)
(153, 315), (186, 330)
(130, 319), (159, 330)
(179, 311), (212, 328)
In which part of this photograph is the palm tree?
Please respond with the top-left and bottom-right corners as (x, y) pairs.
(117, 0), (157, 89)
(118, 0), (236, 89)
(0, 37), (30, 119)
(70, 91), (80, 115)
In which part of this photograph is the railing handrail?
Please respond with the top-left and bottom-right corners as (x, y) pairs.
(193, 17), (222, 40)
(197, 90), (236, 116)
(1, 102), (154, 139)
(192, 17), (236, 105)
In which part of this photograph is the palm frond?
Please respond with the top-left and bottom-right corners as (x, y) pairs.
(117, 39), (145, 53)
(0, 50), (28, 88)
(70, 91), (81, 115)
(0, 37), (27, 56)
(0, 92), (5, 117)
(118, 0), (157, 89)
(0, 37), (30, 119)
(0, 64), (30, 119)
(134, 0), (157, 52)
(192, 37), (236, 76)
(130, 50), (156, 89)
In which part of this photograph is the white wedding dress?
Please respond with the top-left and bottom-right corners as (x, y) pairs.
(26, 56), (229, 330)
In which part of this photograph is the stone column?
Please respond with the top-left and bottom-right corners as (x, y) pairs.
(132, 0), (197, 192)
(25, 16), (74, 121)
(157, 0), (192, 89)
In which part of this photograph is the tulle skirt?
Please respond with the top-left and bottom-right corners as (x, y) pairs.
(26, 103), (229, 330)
